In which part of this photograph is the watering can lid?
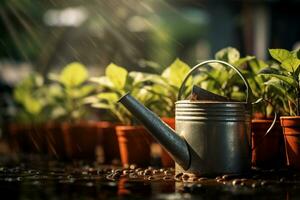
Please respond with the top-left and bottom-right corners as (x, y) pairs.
(177, 60), (252, 105)
(187, 85), (236, 102)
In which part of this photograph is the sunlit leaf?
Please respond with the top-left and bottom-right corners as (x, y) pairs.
(215, 47), (240, 64)
(162, 58), (191, 88)
(59, 62), (88, 87)
(97, 92), (119, 103)
(106, 63), (128, 90)
(282, 57), (300, 72)
(269, 49), (291, 63)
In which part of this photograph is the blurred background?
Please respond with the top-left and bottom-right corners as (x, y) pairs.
(0, 0), (299, 136)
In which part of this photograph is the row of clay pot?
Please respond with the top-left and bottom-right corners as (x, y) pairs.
(8, 116), (300, 170)
(7, 120), (173, 167)
(252, 116), (300, 170)
(8, 121), (121, 163)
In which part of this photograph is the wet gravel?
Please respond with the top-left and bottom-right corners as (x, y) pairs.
(1, 157), (300, 199)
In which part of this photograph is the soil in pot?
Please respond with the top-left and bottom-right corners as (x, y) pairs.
(251, 119), (285, 169)
(116, 126), (152, 167)
(62, 121), (100, 160)
(96, 122), (120, 164)
(281, 116), (300, 170)
(161, 118), (175, 168)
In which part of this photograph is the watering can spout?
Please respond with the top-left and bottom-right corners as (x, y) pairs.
(118, 93), (190, 170)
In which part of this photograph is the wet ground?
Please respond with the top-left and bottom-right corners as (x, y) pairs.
(1, 155), (300, 200)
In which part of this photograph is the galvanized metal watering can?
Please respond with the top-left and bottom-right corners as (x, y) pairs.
(118, 60), (252, 176)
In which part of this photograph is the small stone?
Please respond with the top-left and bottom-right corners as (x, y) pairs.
(182, 174), (189, 180)
(232, 179), (242, 186)
(152, 170), (159, 175)
(129, 164), (137, 170)
(148, 176), (154, 180)
(198, 177), (208, 181)
(112, 173), (121, 179)
(163, 176), (173, 181)
(188, 177), (198, 182)
(175, 173), (183, 180)
(260, 180), (268, 186)
(143, 169), (152, 176)
(123, 170), (129, 175)
(251, 183), (258, 188)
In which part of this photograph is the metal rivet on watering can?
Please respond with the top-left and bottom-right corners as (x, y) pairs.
(118, 60), (253, 176)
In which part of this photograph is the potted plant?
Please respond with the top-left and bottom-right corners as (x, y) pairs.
(259, 48), (300, 169)
(89, 63), (163, 167)
(246, 58), (285, 169)
(145, 58), (193, 167)
(11, 73), (49, 154)
(47, 62), (96, 160)
(198, 47), (285, 168)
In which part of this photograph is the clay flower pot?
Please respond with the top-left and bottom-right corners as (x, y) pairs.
(9, 123), (32, 153)
(62, 121), (100, 160)
(116, 125), (152, 167)
(9, 123), (47, 154)
(251, 119), (285, 169)
(281, 116), (300, 170)
(161, 118), (175, 168)
(45, 122), (67, 159)
(95, 122), (120, 164)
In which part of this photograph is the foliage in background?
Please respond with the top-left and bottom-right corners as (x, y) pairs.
(259, 48), (300, 116)
(197, 47), (255, 101)
(88, 63), (166, 125)
(48, 62), (95, 122)
(13, 73), (49, 123)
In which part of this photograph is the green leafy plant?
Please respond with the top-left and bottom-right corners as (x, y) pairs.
(144, 58), (192, 117)
(13, 73), (49, 123)
(48, 62), (95, 122)
(259, 48), (300, 116)
(198, 47), (255, 101)
(88, 63), (164, 125)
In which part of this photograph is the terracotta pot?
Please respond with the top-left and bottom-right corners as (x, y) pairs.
(62, 121), (100, 160)
(8, 123), (31, 153)
(8, 123), (47, 154)
(116, 125), (152, 167)
(281, 116), (300, 169)
(160, 118), (175, 168)
(95, 122), (120, 164)
(251, 119), (285, 169)
(45, 122), (68, 159)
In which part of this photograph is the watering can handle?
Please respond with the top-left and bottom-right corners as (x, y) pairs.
(177, 60), (252, 103)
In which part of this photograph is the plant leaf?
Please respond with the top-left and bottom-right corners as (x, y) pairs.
(59, 62), (88, 87)
(269, 49), (292, 63)
(97, 92), (119, 103)
(215, 47), (240, 64)
(282, 57), (300, 72)
(105, 63), (128, 90)
(162, 58), (191, 89)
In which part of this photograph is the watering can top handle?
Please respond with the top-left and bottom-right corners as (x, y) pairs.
(177, 60), (252, 103)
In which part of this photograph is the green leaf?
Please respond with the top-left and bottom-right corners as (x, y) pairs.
(215, 47), (240, 64)
(260, 73), (297, 88)
(234, 56), (255, 67)
(91, 102), (112, 110)
(97, 92), (119, 103)
(105, 63), (128, 90)
(23, 96), (43, 115)
(269, 49), (292, 63)
(282, 57), (300, 72)
(59, 62), (88, 87)
(90, 76), (114, 89)
(162, 58), (191, 88)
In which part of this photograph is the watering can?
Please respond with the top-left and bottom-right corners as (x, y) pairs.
(118, 60), (252, 176)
